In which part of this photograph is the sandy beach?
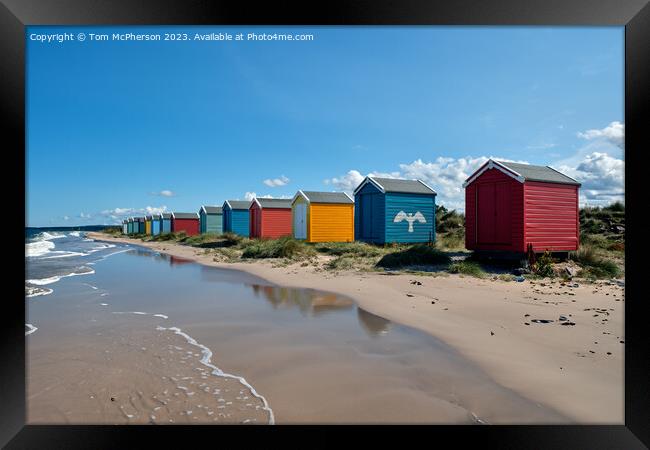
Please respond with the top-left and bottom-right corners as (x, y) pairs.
(87, 232), (625, 424)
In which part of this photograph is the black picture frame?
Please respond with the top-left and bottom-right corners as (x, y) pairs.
(4, 0), (648, 447)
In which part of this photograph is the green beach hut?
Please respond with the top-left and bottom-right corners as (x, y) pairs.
(199, 206), (223, 234)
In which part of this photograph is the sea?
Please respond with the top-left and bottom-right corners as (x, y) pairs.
(25, 227), (128, 299)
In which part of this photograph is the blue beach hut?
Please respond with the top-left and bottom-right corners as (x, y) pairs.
(137, 217), (146, 234)
(353, 176), (437, 244)
(159, 213), (172, 234)
(151, 214), (161, 236)
(127, 217), (134, 234)
(222, 200), (250, 237)
(199, 206), (223, 234)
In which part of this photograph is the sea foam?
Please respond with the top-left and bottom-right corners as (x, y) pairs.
(26, 267), (95, 286)
(109, 310), (275, 424)
(26, 240), (55, 257)
(25, 323), (38, 336)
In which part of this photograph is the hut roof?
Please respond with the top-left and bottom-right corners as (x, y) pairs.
(223, 200), (251, 210)
(201, 206), (223, 214)
(354, 176), (437, 195)
(251, 198), (292, 209)
(463, 159), (581, 187)
(172, 212), (199, 219)
(293, 190), (354, 204)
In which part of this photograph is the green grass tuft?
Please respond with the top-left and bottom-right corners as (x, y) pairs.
(314, 241), (385, 257)
(375, 244), (451, 268)
(241, 236), (316, 259)
(570, 244), (621, 279)
(448, 260), (486, 278)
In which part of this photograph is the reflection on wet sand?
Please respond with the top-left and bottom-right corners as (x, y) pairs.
(251, 285), (354, 317)
(356, 307), (393, 337)
(169, 255), (194, 266)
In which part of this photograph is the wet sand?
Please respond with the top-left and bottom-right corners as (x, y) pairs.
(86, 233), (625, 423)
(27, 243), (570, 424)
(28, 312), (270, 424)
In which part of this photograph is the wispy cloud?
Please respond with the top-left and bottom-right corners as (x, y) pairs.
(577, 121), (624, 149)
(151, 190), (175, 197)
(526, 143), (557, 150)
(263, 175), (290, 187)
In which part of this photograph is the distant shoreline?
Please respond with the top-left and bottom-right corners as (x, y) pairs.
(87, 231), (625, 424)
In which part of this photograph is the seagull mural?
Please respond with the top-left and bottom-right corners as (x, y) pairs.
(393, 211), (426, 232)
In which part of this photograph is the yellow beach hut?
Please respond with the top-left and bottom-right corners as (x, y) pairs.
(145, 215), (153, 235)
(291, 190), (354, 243)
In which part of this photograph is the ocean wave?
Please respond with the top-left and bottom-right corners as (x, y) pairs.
(39, 231), (66, 240)
(25, 323), (38, 336)
(87, 243), (117, 253)
(25, 285), (53, 298)
(69, 231), (82, 237)
(26, 240), (55, 257)
(26, 267), (95, 286)
(40, 250), (89, 259)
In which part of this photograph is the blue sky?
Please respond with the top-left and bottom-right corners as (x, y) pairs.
(26, 26), (624, 227)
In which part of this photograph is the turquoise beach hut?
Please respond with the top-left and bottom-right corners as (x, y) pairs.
(353, 176), (437, 244)
(199, 206), (223, 234)
(127, 217), (134, 234)
(159, 212), (172, 234)
(222, 200), (250, 237)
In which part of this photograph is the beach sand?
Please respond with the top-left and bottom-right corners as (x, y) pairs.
(27, 312), (270, 424)
(86, 233), (624, 424)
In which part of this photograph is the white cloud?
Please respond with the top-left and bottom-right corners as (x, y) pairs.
(244, 191), (291, 201)
(79, 212), (91, 219)
(324, 169), (400, 193)
(99, 205), (168, 219)
(325, 157), (521, 211)
(263, 175), (290, 187)
(151, 190), (175, 197)
(577, 121), (624, 149)
(325, 152), (623, 211)
(63, 215), (69, 221)
(558, 152), (624, 206)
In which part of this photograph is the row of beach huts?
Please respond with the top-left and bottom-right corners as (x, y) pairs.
(121, 160), (582, 253)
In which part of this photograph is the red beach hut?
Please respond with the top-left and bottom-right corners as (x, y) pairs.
(463, 159), (581, 254)
(249, 198), (293, 239)
(171, 212), (200, 236)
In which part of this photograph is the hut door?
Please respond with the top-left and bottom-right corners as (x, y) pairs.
(295, 203), (307, 239)
(477, 183), (496, 243)
(494, 182), (511, 244)
(360, 193), (377, 240)
(477, 182), (511, 244)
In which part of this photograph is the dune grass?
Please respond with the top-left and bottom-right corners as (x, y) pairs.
(314, 241), (387, 257)
(570, 244), (621, 279)
(448, 260), (486, 278)
(241, 236), (316, 259)
(375, 244), (451, 269)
